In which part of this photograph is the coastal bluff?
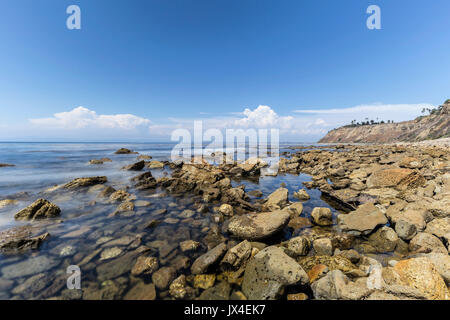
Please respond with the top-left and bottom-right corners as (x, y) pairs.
(319, 101), (450, 144)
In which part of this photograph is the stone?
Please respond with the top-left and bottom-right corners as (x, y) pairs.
(293, 189), (310, 201)
(96, 251), (140, 282)
(131, 256), (159, 276)
(114, 148), (136, 154)
(109, 190), (132, 202)
(194, 274), (216, 289)
(337, 203), (388, 236)
(422, 253), (450, 285)
(14, 199), (61, 221)
(147, 161), (165, 169)
(100, 247), (123, 261)
(425, 217), (450, 239)
(307, 264), (329, 283)
(311, 207), (333, 226)
(227, 210), (290, 240)
(122, 160), (145, 171)
(393, 257), (449, 300)
(191, 243), (227, 274)
(311, 270), (372, 300)
(286, 236), (310, 257)
(152, 266), (176, 290)
(123, 282), (156, 300)
(220, 240), (252, 269)
(262, 187), (289, 210)
(198, 281), (231, 300)
(387, 208), (427, 232)
(179, 240), (200, 252)
(63, 176), (107, 190)
(287, 293), (308, 300)
(169, 275), (188, 299)
(366, 168), (425, 190)
(0, 226), (50, 253)
(367, 226), (399, 252)
(218, 204), (234, 216)
(395, 219), (417, 241)
(241, 246), (309, 300)
(409, 232), (447, 254)
(297, 255), (358, 276)
(288, 217), (312, 230)
(1, 255), (59, 279)
(281, 202), (303, 218)
(313, 238), (333, 256)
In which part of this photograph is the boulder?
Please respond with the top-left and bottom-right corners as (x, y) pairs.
(311, 207), (333, 226)
(227, 210), (290, 240)
(393, 257), (449, 300)
(366, 168), (425, 190)
(262, 187), (289, 211)
(395, 220), (417, 241)
(422, 253), (450, 285)
(367, 226), (399, 252)
(14, 199), (61, 221)
(286, 236), (310, 257)
(425, 217), (450, 239)
(297, 255), (358, 276)
(337, 203), (388, 235)
(220, 240), (252, 269)
(147, 161), (165, 169)
(293, 189), (310, 201)
(218, 204), (234, 217)
(313, 238), (333, 256)
(152, 266), (176, 290)
(122, 160), (145, 171)
(131, 256), (159, 276)
(63, 176), (107, 190)
(241, 246), (309, 300)
(191, 243), (227, 274)
(409, 232), (447, 254)
(0, 226), (50, 252)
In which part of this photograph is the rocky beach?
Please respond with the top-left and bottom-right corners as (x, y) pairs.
(0, 140), (449, 300)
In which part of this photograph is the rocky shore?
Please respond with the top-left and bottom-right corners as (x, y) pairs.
(0, 144), (449, 300)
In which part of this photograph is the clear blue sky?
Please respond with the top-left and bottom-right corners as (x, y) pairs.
(0, 0), (449, 141)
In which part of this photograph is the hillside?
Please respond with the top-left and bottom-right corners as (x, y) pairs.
(318, 101), (450, 143)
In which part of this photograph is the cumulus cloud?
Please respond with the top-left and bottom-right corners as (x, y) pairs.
(29, 106), (151, 130)
(234, 105), (293, 129)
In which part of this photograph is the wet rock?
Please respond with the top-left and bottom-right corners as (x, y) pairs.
(287, 293), (308, 300)
(241, 246), (309, 300)
(220, 240), (252, 269)
(395, 219), (417, 241)
(97, 186), (116, 199)
(281, 202), (303, 218)
(218, 204), (234, 217)
(313, 238), (333, 256)
(96, 250), (140, 282)
(293, 189), (310, 201)
(152, 266), (176, 290)
(307, 264), (329, 283)
(1, 255), (59, 279)
(0, 163), (15, 167)
(124, 282), (156, 300)
(114, 148), (137, 154)
(100, 247), (123, 261)
(0, 226), (50, 253)
(147, 161), (165, 169)
(367, 226), (399, 252)
(297, 255), (358, 276)
(227, 210), (290, 240)
(11, 273), (50, 298)
(409, 232), (447, 254)
(393, 257), (449, 300)
(285, 236), (310, 257)
(311, 207), (333, 226)
(262, 187), (289, 211)
(131, 256), (159, 276)
(336, 249), (361, 264)
(198, 281), (231, 300)
(169, 275), (187, 299)
(122, 160), (145, 171)
(337, 203), (388, 236)
(193, 274), (216, 289)
(180, 240), (200, 252)
(288, 217), (312, 230)
(191, 243), (227, 274)
(63, 176), (107, 190)
(109, 190), (132, 202)
(14, 199), (61, 221)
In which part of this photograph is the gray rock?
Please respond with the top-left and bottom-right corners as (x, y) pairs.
(395, 219), (417, 241)
(286, 236), (310, 257)
(262, 187), (289, 210)
(242, 246), (309, 300)
(227, 210), (290, 240)
(367, 226), (399, 252)
(313, 238), (333, 256)
(338, 203), (388, 236)
(152, 266), (176, 290)
(191, 243), (227, 274)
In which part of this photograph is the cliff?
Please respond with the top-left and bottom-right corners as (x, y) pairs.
(318, 101), (450, 144)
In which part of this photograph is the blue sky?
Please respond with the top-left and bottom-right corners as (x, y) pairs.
(0, 0), (449, 141)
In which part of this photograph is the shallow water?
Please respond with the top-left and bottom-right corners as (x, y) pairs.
(0, 142), (363, 300)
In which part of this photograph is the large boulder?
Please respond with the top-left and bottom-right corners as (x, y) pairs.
(367, 226), (399, 252)
(422, 253), (450, 285)
(425, 217), (450, 239)
(337, 203), (388, 236)
(241, 246), (309, 300)
(227, 210), (290, 240)
(262, 187), (289, 211)
(409, 232), (447, 254)
(122, 160), (145, 171)
(311, 207), (333, 226)
(14, 199), (60, 221)
(393, 257), (449, 300)
(366, 168), (425, 190)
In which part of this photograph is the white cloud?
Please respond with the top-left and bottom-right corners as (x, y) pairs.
(29, 106), (151, 130)
(234, 105), (293, 129)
